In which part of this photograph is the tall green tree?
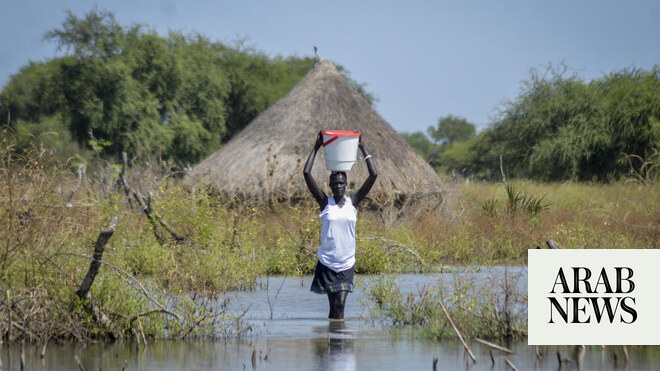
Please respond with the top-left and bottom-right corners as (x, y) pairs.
(427, 114), (476, 145)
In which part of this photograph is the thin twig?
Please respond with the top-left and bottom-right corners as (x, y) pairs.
(137, 316), (148, 348)
(6, 289), (12, 343)
(61, 252), (181, 320)
(20, 340), (25, 370)
(118, 152), (134, 209)
(439, 300), (476, 363)
(266, 276), (287, 320)
(504, 358), (518, 371)
(129, 309), (174, 324)
(75, 355), (85, 371)
(179, 314), (207, 340)
(475, 338), (514, 354)
(362, 236), (424, 264)
(119, 154), (183, 244)
(499, 154), (506, 184)
(453, 303), (527, 336)
(535, 345), (543, 360)
(66, 164), (85, 203)
(1, 319), (40, 340)
(41, 337), (49, 359)
(148, 192), (184, 242)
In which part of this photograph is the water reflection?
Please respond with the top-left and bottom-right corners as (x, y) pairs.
(313, 320), (356, 371)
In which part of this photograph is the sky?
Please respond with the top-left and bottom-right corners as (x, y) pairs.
(1, 0), (659, 134)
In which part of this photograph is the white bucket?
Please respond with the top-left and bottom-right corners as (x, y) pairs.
(322, 130), (361, 171)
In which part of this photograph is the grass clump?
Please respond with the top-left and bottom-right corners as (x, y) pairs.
(365, 266), (527, 341)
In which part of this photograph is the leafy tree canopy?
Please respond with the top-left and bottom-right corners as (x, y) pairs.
(441, 64), (660, 181)
(399, 131), (441, 168)
(427, 114), (476, 145)
(402, 115), (477, 171)
(1, 9), (374, 167)
(45, 8), (139, 58)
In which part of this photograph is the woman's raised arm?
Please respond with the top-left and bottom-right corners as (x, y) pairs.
(303, 132), (328, 209)
(351, 135), (378, 207)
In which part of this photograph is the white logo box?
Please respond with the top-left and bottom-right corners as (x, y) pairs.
(528, 249), (660, 345)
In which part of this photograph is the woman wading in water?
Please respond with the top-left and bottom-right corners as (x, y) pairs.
(303, 131), (378, 320)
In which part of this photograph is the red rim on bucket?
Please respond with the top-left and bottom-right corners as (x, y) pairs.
(321, 130), (361, 147)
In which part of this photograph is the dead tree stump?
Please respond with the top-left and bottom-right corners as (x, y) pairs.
(75, 216), (119, 337)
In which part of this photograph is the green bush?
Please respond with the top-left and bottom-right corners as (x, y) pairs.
(439, 65), (660, 181)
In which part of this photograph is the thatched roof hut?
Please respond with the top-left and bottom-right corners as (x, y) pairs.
(187, 59), (443, 200)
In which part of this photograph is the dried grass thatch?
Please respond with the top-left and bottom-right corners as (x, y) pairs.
(187, 59), (444, 202)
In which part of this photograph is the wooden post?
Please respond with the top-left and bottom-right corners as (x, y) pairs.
(75, 217), (119, 337)
(75, 217), (118, 299)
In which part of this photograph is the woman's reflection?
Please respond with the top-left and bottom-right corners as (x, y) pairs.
(313, 320), (356, 371)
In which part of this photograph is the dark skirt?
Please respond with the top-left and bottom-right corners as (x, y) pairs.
(310, 261), (355, 294)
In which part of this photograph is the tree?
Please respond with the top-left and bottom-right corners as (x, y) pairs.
(400, 131), (441, 167)
(402, 115), (476, 172)
(427, 115), (476, 145)
(45, 8), (139, 58)
(1, 9), (377, 167)
(438, 64), (660, 181)
(217, 43), (315, 139)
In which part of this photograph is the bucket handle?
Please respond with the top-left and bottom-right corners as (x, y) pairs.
(322, 136), (339, 147)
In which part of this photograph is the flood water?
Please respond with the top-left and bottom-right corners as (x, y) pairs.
(3, 267), (660, 370)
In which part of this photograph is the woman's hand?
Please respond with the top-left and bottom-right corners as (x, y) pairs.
(358, 134), (364, 148)
(315, 131), (324, 149)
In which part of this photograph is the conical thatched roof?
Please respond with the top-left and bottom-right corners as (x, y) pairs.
(187, 59), (443, 199)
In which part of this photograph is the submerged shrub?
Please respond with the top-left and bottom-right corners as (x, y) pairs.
(0, 129), (255, 341)
(365, 267), (527, 341)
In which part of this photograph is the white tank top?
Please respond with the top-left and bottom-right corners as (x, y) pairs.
(318, 196), (357, 272)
